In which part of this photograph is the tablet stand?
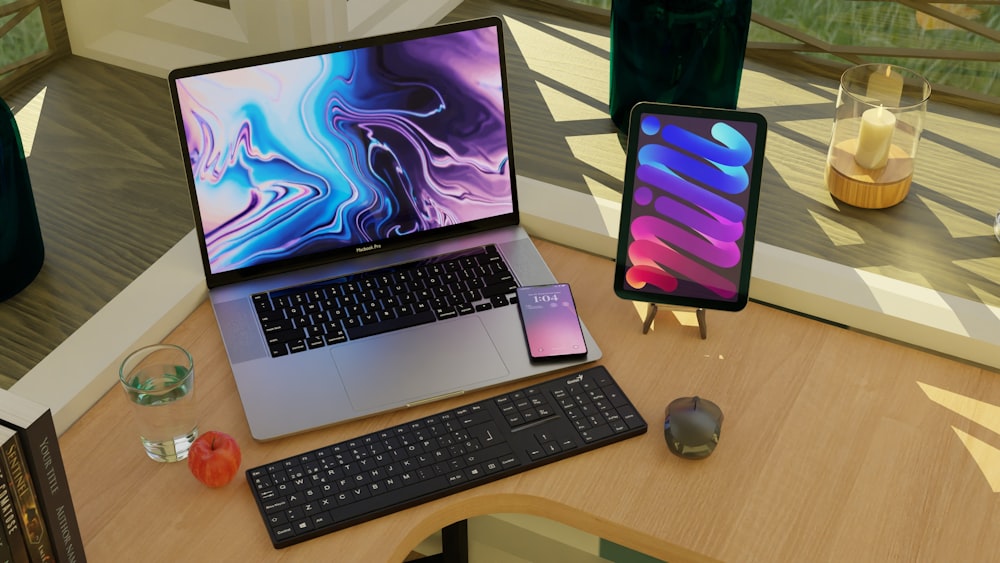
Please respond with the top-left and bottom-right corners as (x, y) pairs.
(641, 303), (707, 339)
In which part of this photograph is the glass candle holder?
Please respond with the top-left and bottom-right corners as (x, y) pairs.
(825, 64), (931, 209)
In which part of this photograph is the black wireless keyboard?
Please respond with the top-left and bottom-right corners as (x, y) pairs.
(247, 365), (648, 549)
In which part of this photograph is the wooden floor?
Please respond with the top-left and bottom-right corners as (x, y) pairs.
(0, 57), (194, 388)
(2, 0), (998, 388)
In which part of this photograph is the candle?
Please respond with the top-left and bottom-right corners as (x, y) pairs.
(866, 65), (903, 107)
(854, 105), (896, 169)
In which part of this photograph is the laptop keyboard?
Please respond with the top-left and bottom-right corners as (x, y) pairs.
(251, 245), (519, 358)
(247, 365), (648, 548)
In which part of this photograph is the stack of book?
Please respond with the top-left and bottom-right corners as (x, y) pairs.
(0, 389), (86, 563)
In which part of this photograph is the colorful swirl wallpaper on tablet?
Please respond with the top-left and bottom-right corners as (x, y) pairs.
(174, 27), (514, 275)
(623, 113), (758, 302)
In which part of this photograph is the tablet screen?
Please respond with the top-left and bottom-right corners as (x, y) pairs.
(614, 102), (767, 311)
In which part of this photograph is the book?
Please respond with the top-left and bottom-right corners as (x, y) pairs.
(0, 449), (29, 562)
(0, 427), (52, 563)
(0, 507), (14, 563)
(0, 390), (85, 563)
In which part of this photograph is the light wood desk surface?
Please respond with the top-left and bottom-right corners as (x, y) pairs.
(59, 240), (999, 562)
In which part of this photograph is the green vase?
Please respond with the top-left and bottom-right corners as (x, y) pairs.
(1, 96), (45, 301)
(609, 0), (752, 131)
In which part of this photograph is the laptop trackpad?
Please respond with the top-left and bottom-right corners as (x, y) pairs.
(332, 317), (509, 412)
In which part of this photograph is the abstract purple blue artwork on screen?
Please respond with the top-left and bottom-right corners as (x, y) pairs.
(624, 113), (757, 302)
(174, 27), (513, 275)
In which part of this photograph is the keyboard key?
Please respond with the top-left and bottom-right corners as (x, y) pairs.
(345, 309), (437, 340)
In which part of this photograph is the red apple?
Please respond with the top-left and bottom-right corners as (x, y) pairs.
(187, 430), (242, 487)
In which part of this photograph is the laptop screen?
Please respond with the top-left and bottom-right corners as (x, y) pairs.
(169, 18), (516, 279)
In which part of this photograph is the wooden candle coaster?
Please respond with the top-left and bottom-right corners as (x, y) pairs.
(826, 138), (913, 209)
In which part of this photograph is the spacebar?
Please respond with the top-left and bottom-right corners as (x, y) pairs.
(346, 310), (438, 340)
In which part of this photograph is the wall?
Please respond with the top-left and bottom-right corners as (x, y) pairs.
(62, 0), (462, 77)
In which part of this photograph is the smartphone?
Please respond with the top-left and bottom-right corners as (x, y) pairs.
(516, 283), (587, 360)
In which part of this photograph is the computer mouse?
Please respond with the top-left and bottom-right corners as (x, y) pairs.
(663, 396), (723, 460)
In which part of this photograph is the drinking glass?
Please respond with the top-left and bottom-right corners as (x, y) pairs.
(119, 344), (198, 462)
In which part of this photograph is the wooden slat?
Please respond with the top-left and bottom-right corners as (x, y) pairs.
(0, 0), (37, 19)
(0, 2), (35, 37)
(898, 0), (1000, 41)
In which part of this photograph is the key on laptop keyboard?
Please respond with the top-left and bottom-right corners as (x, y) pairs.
(252, 244), (518, 357)
(247, 365), (647, 549)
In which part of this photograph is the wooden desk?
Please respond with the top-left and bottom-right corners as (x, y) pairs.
(58, 240), (1000, 562)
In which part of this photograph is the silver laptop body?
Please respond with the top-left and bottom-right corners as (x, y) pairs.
(167, 17), (601, 440)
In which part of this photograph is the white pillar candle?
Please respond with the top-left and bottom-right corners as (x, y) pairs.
(854, 105), (896, 169)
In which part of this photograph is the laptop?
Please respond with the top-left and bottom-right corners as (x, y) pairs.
(167, 17), (601, 441)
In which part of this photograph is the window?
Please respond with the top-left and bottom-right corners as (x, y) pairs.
(553, 0), (999, 107)
(0, 0), (69, 97)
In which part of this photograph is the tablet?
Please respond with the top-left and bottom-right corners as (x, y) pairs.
(614, 102), (767, 311)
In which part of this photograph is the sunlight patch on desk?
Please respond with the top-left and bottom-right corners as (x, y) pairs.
(537, 21), (609, 52)
(629, 302), (701, 333)
(918, 382), (1000, 436)
(738, 66), (833, 108)
(916, 140), (997, 215)
(12, 87), (46, 158)
(535, 81), (608, 122)
(808, 210), (865, 246)
(924, 112), (998, 154)
(918, 381), (1000, 492)
(567, 134), (625, 182)
(859, 265), (931, 289)
(856, 270), (966, 334)
(918, 196), (994, 239)
(764, 134), (838, 209)
(630, 301), (646, 325)
(968, 285), (1000, 309)
(581, 174), (622, 203)
(503, 16), (608, 104)
(672, 309), (701, 329)
(775, 116), (832, 146)
(953, 257), (1000, 288)
(951, 428), (1000, 493)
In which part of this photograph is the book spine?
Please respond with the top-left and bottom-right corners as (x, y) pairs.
(0, 458), (28, 563)
(0, 436), (54, 563)
(0, 514), (16, 563)
(3, 411), (85, 563)
(0, 516), (14, 563)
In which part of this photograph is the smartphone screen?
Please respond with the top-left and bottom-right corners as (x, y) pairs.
(516, 283), (587, 360)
